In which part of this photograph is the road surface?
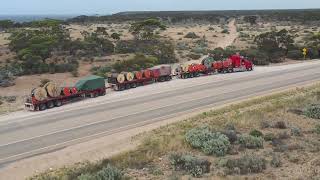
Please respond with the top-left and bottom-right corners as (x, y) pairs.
(0, 61), (320, 166)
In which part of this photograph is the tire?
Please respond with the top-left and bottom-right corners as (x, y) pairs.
(39, 103), (47, 111)
(120, 85), (125, 91)
(100, 90), (106, 96)
(55, 100), (62, 107)
(165, 76), (171, 81)
(125, 84), (131, 89)
(190, 73), (194, 78)
(131, 83), (137, 88)
(47, 101), (54, 109)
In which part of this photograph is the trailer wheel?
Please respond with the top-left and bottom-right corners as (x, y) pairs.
(39, 103), (47, 111)
(47, 101), (54, 109)
(125, 84), (131, 89)
(131, 83), (137, 88)
(119, 85), (125, 91)
(100, 90), (106, 96)
(55, 100), (62, 107)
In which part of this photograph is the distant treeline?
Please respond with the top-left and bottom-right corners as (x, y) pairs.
(68, 9), (320, 24)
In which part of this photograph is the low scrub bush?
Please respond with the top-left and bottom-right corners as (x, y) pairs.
(273, 121), (287, 129)
(249, 129), (263, 137)
(77, 165), (123, 180)
(315, 125), (320, 134)
(184, 32), (200, 39)
(201, 133), (231, 156)
(287, 50), (303, 60)
(270, 154), (282, 168)
(221, 29), (229, 34)
(304, 104), (320, 119)
(222, 130), (238, 144)
(264, 133), (276, 141)
(169, 153), (211, 177)
(185, 126), (231, 156)
(291, 127), (302, 136)
(238, 134), (264, 149)
(187, 53), (201, 60)
(277, 132), (291, 139)
(224, 154), (267, 174)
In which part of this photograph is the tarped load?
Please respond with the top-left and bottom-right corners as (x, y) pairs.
(44, 82), (61, 98)
(75, 75), (105, 91)
(202, 57), (215, 69)
(32, 88), (48, 101)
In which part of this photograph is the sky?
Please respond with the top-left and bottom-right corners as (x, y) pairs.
(0, 0), (320, 15)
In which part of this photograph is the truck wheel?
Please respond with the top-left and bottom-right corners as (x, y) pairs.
(39, 103), (47, 111)
(190, 73), (194, 78)
(125, 84), (131, 89)
(55, 100), (62, 107)
(120, 85), (125, 91)
(47, 101), (54, 109)
(165, 76), (171, 81)
(89, 93), (95, 98)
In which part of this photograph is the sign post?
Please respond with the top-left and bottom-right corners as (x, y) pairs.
(303, 48), (307, 60)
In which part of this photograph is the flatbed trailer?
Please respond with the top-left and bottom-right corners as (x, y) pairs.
(178, 69), (215, 79)
(110, 75), (172, 91)
(25, 87), (106, 111)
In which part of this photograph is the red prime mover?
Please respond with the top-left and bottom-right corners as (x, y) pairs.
(213, 54), (253, 73)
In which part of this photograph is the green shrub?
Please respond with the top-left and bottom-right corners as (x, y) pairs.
(264, 133), (276, 141)
(185, 126), (213, 148)
(291, 127), (302, 136)
(221, 29), (229, 34)
(184, 32), (200, 39)
(224, 154), (266, 174)
(287, 50), (303, 60)
(315, 125), (320, 134)
(201, 133), (231, 156)
(238, 134), (264, 149)
(249, 129), (263, 137)
(77, 165), (123, 180)
(185, 127), (231, 156)
(169, 153), (211, 177)
(304, 104), (320, 119)
(222, 130), (238, 143)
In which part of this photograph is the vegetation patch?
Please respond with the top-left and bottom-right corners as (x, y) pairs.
(169, 153), (211, 177)
(224, 154), (267, 174)
(304, 104), (320, 119)
(238, 134), (264, 149)
(185, 126), (231, 156)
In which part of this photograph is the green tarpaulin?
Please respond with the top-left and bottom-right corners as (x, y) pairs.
(75, 75), (105, 91)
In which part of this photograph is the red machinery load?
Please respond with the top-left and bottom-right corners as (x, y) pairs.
(134, 71), (143, 80)
(143, 69), (152, 78)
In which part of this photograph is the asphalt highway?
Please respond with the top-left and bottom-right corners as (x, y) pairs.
(0, 61), (320, 165)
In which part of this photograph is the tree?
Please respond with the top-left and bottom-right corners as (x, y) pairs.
(111, 33), (121, 40)
(0, 20), (14, 30)
(244, 16), (258, 25)
(129, 18), (166, 40)
(254, 29), (294, 62)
